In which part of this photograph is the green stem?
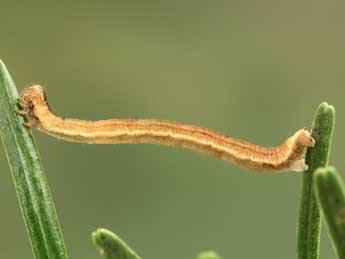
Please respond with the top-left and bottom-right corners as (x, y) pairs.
(197, 251), (222, 259)
(296, 102), (335, 259)
(92, 228), (141, 259)
(0, 60), (68, 259)
(314, 166), (345, 259)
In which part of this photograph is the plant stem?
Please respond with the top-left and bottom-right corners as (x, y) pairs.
(92, 228), (141, 259)
(197, 251), (222, 259)
(314, 166), (345, 258)
(0, 60), (68, 259)
(296, 102), (335, 259)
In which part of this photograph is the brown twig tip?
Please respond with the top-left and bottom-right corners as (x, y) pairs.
(19, 84), (45, 105)
(295, 129), (316, 148)
(17, 84), (315, 173)
(285, 129), (315, 172)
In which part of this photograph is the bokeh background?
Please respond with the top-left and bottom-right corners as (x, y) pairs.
(0, 1), (344, 258)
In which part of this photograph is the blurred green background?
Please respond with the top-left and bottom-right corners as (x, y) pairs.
(0, 1), (344, 258)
